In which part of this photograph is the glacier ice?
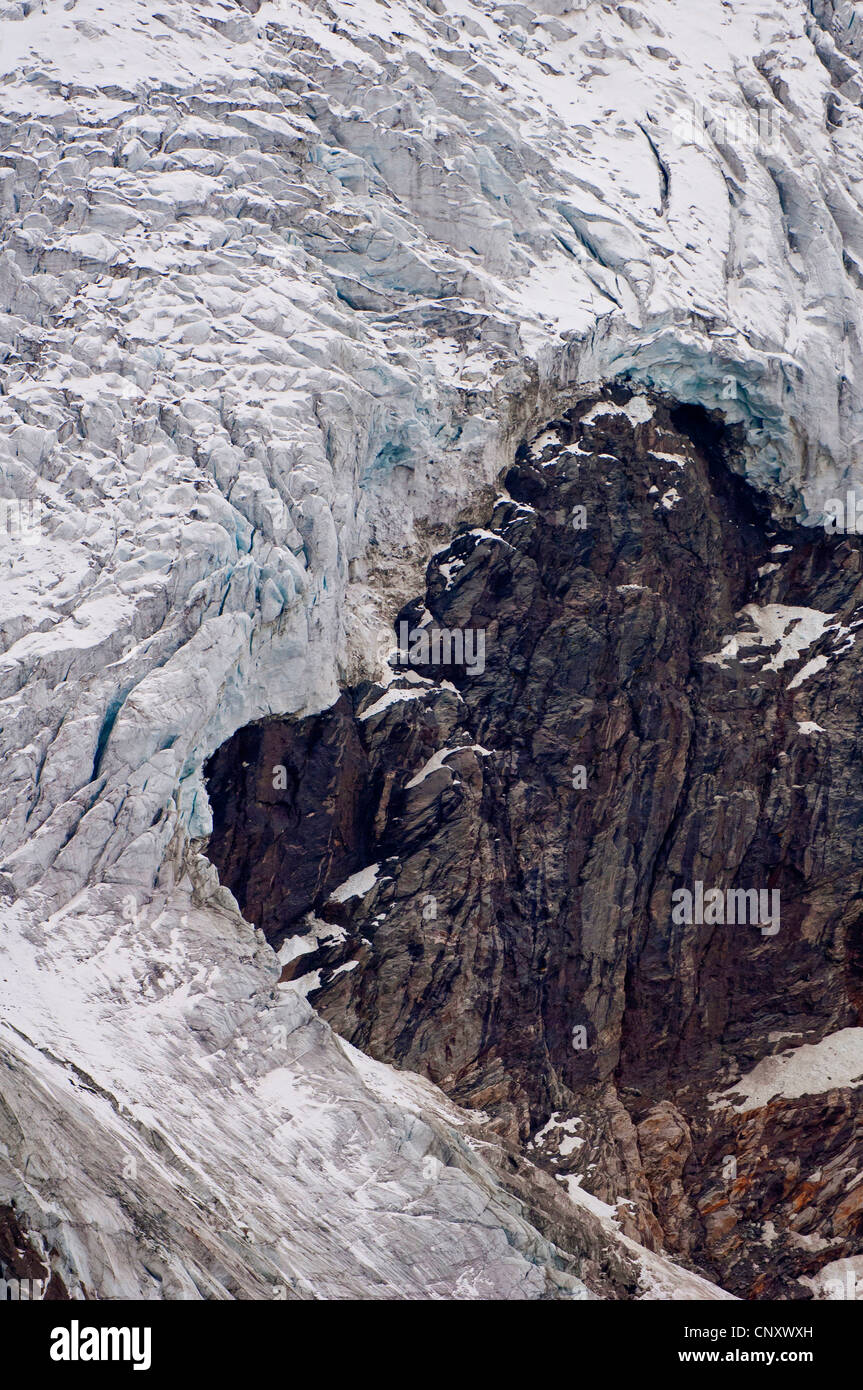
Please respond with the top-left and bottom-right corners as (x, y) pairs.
(2, 0), (863, 1297)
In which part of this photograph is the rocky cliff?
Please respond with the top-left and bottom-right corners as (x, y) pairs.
(208, 387), (863, 1298)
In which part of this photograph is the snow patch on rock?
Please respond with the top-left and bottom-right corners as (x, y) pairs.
(716, 1028), (863, 1112)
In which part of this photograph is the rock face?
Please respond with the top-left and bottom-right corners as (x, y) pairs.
(207, 388), (863, 1298)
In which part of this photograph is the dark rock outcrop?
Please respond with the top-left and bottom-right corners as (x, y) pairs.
(0, 1204), (70, 1300)
(205, 387), (863, 1297)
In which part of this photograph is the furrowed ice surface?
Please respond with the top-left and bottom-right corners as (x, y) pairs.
(2, 0), (863, 1297)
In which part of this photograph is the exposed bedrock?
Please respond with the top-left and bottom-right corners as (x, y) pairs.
(205, 388), (863, 1298)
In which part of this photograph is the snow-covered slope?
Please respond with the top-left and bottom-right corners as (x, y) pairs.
(0, 867), (597, 1298)
(2, 0), (862, 1297)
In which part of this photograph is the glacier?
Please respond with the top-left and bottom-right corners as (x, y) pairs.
(1, 0), (863, 1298)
